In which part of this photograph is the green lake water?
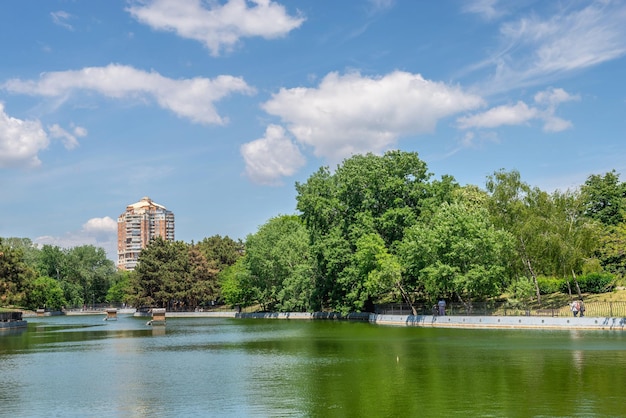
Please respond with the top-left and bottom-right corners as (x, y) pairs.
(1, 315), (625, 417)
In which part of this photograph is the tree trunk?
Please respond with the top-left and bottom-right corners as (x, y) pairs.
(571, 269), (582, 298)
(519, 238), (541, 304)
(396, 281), (417, 316)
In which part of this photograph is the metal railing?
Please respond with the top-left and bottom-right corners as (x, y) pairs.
(375, 301), (626, 318)
(0, 311), (23, 322)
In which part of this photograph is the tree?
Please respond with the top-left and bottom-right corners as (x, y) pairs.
(548, 189), (601, 298)
(63, 245), (116, 306)
(580, 170), (626, 226)
(597, 222), (626, 278)
(244, 215), (314, 312)
(132, 238), (221, 310)
(196, 235), (244, 270)
(106, 271), (133, 305)
(398, 202), (514, 305)
(25, 276), (66, 311)
(295, 151), (444, 312)
(36, 244), (66, 280)
(0, 238), (36, 307)
(219, 258), (255, 308)
(485, 170), (545, 302)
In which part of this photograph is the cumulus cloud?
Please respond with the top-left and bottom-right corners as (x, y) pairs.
(82, 216), (117, 234)
(457, 101), (538, 129)
(534, 87), (580, 107)
(127, 0), (305, 56)
(0, 103), (49, 168)
(261, 71), (484, 164)
(241, 124), (306, 185)
(457, 87), (579, 133)
(2, 64), (256, 125)
(470, 1), (626, 93)
(48, 123), (87, 150)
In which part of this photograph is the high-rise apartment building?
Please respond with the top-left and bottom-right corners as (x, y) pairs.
(117, 196), (175, 270)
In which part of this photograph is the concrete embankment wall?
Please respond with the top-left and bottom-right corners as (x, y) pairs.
(168, 311), (626, 330)
(19, 308), (626, 331)
(0, 320), (27, 329)
(371, 314), (626, 331)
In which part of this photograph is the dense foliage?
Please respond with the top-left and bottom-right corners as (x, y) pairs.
(0, 238), (115, 310)
(2, 151), (625, 313)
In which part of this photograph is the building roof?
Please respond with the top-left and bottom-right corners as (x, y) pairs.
(127, 196), (167, 211)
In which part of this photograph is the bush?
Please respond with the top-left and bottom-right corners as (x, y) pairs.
(537, 277), (563, 294)
(578, 273), (615, 293)
(558, 273), (615, 294)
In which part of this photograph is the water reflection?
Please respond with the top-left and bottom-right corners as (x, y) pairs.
(1, 316), (625, 416)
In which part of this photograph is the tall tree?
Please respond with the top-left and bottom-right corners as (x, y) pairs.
(485, 170), (544, 302)
(580, 170), (626, 226)
(398, 202), (514, 305)
(295, 151), (444, 312)
(244, 215), (314, 312)
(64, 245), (116, 306)
(0, 238), (36, 307)
(549, 189), (601, 298)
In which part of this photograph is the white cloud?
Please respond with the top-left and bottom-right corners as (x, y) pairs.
(0, 103), (49, 168)
(458, 101), (538, 129)
(127, 0), (305, 56)
(262, 71), (484, 164)
(472, 1), (626, 93)
(542, 116), (572, 133)
(82, 216), (117, 234)
(51, 11), (74, 31)
(367, 0), (395, 14)
(2, 64), (256, 125)
(463, 0), (504, 21)
(241, 124), (306, 185)
(458, 87), (578, 133)
(534, 87), (580, 107)
(47, 123), (87, 150)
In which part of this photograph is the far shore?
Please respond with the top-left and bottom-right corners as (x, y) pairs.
(20, 309), (626, 331)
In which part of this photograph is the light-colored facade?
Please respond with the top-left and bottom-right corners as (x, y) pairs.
(117, 196), (175, 270)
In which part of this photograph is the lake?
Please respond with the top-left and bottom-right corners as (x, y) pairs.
(1, 314), (625, 417)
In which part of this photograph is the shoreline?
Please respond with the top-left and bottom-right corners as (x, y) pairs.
(21, 309), (626, 331)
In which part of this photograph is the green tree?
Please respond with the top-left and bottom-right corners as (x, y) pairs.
(295, 151), (444, 312)
(485, 170), (547, 303)
(597, 222), (626, 278)
(244, 215), (314, 312)
(36, 244), (66, 280)
(196, 235), (244, 270)
(549, 189), (601, 298)
(398, 202), (514, 305)
(106, 271), (133, 305)
(25, 276), (66, 311)
(64, 245), (116, 307)
(219, 258), (255, 308)
(0, 238), (37, 307)
(132, 238), (220, 310)
(580, 170), (626, 226)
(133, 238), (191, 309)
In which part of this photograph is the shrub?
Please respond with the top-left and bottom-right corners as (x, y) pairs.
(558, 273), (615, 294)
(578, 273), (615, 293)
(537, 277), (563, 294)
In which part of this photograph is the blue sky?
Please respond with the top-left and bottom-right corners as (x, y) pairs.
(1, 0), (625, 261)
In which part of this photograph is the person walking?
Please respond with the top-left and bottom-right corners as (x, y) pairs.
(438, 299), (446, 316)
(570, 300), (579, 317)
